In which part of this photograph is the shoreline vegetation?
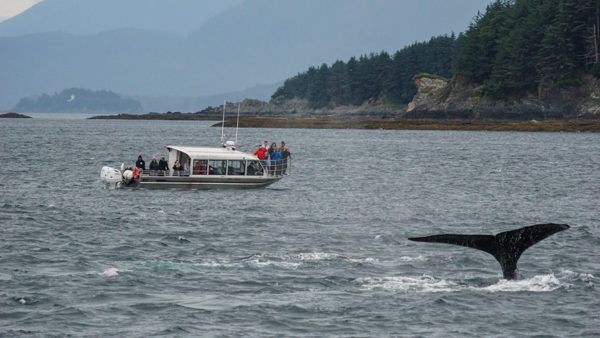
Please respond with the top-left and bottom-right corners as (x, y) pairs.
(89, 113), (600, 132)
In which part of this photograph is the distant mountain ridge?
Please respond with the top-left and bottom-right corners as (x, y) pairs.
(0, 0), (242, 36)
(0, 0), (492, 111)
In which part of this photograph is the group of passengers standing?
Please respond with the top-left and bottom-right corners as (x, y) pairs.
(253, 140), (291, 175)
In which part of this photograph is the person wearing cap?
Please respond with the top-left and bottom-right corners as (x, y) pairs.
(279, 141), (291, 174)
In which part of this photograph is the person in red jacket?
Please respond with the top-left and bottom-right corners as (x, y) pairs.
(254, 146), (267, 160)
(253, 145), (268, 173)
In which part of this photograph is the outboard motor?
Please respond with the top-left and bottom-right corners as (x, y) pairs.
(100, 166), (123, 188)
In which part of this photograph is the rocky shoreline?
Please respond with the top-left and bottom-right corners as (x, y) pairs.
(89, 111), (600, 133)
(88, 81), (600, 132)
(220, 116), (600, 132)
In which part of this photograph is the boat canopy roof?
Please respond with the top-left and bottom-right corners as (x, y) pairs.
(166, 145), (259, 160)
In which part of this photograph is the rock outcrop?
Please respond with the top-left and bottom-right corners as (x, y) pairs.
(406, 73), (600, 120)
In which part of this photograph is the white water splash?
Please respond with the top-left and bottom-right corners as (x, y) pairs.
(289, 252), (337, 261)
(196, 260), (237, 268)
(101, 267), (121, 277)
(357, 275), (458, 292)
(249, 260), (302, 269)
(481, 274), (563, 292)
(558, 269), (595, 284)
(358, 272), (576, 293)
(397, 255), (426, 262)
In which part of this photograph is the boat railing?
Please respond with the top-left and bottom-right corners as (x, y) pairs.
(263, 158), (291, 177)
(138, 159), (290, 178)
(140, 169), (175, 177)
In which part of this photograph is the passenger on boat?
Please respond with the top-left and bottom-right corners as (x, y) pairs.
(268, 142), (277, 159)
(270, 143), (282, 175)
(149, 158), (159, 176)
(133, 166), (141, 180)
(158, 157), (169, 176)
(135, 155), (146, 170)
(193, 160), (205, 175)
(253, 144), (268, 171)
(254, 146), (267, 160)
(172, 160), (183, 176)
(279, 141), (291, 174)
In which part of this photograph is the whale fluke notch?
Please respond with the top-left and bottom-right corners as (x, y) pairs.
(408, 223), (570, 280)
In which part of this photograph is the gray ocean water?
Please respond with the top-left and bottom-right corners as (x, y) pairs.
(1, 117), (599, 337)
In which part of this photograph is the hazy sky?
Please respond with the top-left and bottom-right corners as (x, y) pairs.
(0, 0), (39, 22)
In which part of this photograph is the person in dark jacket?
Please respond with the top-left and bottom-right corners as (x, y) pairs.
(135, 155), (146, 170)
(149, 158), (159, 175)
(158, 156), (169, 176)
(279, 141), (291, 174)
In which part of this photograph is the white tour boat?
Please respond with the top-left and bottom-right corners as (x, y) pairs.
(100, 101), (290, 189)
(100, 141), (289, 189)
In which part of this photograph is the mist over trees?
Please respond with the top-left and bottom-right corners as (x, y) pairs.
(273, 0), (600, 108)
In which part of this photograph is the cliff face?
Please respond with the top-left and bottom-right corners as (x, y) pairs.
(406, 74), (600, 119)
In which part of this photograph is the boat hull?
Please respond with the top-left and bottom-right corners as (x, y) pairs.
(129, 175), (282, 189)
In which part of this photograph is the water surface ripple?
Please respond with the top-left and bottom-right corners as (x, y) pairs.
(1, 118), (599, 337)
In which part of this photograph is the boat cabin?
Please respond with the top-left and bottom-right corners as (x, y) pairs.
(161, 145), (267, 177)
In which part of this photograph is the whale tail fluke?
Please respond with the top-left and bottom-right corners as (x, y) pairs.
(408, 223), (570, 280)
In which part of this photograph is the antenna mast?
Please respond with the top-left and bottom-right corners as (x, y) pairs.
(235, 102), (241, 145)
(220, 100), (226, 145)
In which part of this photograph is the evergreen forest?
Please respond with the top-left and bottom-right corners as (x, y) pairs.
(272, 0), (600, 108)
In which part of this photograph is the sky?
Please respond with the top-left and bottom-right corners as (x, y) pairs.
(0, 0), (494, 110)
(0, 0), (40, 22)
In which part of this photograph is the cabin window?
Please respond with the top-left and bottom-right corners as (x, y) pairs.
(192, 159), (208, 175)
(227, 160), (245, 175)
(246, 160), (264, 176)
(209, 160), (227, 175)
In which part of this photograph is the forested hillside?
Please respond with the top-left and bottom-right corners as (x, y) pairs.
(457, 0), (600, 98)
(272, 35), (459, 108)
(273, 0), (600, 108)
